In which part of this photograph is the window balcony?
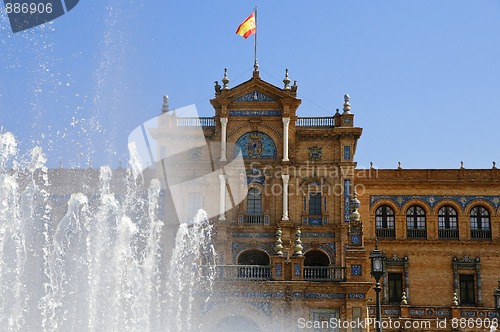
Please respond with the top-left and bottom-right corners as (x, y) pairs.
(470, 229), (492, 240)
(376, 228), (395, 239)
(438, 229), (459, 239)
(406, 229), (427, 239)
(303, 266), (346, 282)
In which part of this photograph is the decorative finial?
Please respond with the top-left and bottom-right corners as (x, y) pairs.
(375, 237), (379, 250)
(460, 161), (464, 169)
(343, 94), (351, 114)
(283, 69), (291, 90)
(350, 189), (361, 222)
(293, 226), (303, 256)
(452, 292), (458, 305)
(161, 95), (170, 114)
(254, 60), (259, 72)
(398, 162), (402, 170)
(59, 159), (62, 168)
(493, 161), (497, 169)
(222, 68), (230, 90)
(274, 227), (284, 256)
(334, 108), (340, 117)
(370, 162), (374, 169)
(401, 292), (408, 305)
(214, 81), (221, 94)
(291, 80), (298, 93)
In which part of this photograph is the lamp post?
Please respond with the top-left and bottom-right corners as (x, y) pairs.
(370, 239), (386, 332)
(494, 278), (500, 316)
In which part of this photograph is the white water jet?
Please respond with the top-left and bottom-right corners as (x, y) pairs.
(0, 132), (216, 331)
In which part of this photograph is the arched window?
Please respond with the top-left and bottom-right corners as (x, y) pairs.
(245, 187), (263, 224)
(237, 249), (270, 280)
(375, 205), (395, 238)
(470, 206), (491, 239)
(438, 206), (458, 239)
(406, 205), (427, 239)
(304, 250), (336, 280)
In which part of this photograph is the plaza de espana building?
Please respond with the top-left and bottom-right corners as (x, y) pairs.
(49, 67), (500, 331)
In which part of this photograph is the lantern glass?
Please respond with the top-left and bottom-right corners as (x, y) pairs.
(373, 258), (383, 272)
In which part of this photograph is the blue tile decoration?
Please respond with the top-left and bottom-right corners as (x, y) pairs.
(384, 309), (401, 315)
(232, 232), (274, 238)
(292, 292), (303, 298)
(273, 292), (284, 299)
(351, 234), (361, 245)
(294, 264), (301, 277)
(343, 118), (351, 124)
(264, 215), (269, 225)
(348, 293), (365, 299)
(302, 217), (308, 225)
(238, 215), (243, 225)
(304, 293), (346, 299)
(461, 311), (476, 317)
(307, 217), (322, 226)
(229, 110), (281, 116)
(409, 309), (425, 316)
(351, 265), (362, 276)
(344, 180), (351, 222)
(233, 90), (276, 102)
(435, 310), (451, 317)
(275, 263), (282, 277)
(234, 131), (277, 159)
(301, 232), (335, 238)
(370, 195), (500, 211)
(343, 146), (351, 160)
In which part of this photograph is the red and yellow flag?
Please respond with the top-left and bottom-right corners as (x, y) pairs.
(236, 12), (256, 39)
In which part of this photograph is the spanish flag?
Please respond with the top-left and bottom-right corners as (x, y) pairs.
(236, 12), (256, 39)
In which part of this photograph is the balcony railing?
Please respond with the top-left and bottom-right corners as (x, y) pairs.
(208, 265), (272, 281)
(176, 117), (215, 127)
(407, 229), (427, 239)
(376, 228), (395, 239)
(470, 229), (492, 239)
(296, 117), (335, 127)
(303, 266), (346, 282)
(244, 214), (264, 224)
(438, 229), (459, 239)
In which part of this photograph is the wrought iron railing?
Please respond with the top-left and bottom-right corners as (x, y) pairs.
(376, 228), (395, 239)
(303, 266), (346, 281)
(407, 229), (427, 239)
(176, 117), (215, 127)
(296, 117), (335, 127)
(438, 229), (459, 239)
(470, 229), (492, 239)
(244, 214), (264, 224)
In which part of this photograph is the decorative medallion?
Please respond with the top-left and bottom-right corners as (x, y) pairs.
(308, 146), (322, 161)
(234, 131), (277, 159)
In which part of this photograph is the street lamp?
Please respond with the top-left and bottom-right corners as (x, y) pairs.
(494, 278), (500, 316)
(370, 239), (386, 332)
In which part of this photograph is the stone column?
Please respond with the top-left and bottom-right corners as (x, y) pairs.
(219, 174), (226, 220)
(282, 174), (290, 220)
(220, 117), (228, 161)
(282, 117), (290, 162)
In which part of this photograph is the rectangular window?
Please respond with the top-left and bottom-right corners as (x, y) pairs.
(310, 309), (340, 332)
(459, 275), (475, 305)
(309, 193), (322, 215)
(388, 273), (403, 303)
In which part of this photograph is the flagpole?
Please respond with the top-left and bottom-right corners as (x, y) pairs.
(254, 6), (258, 71)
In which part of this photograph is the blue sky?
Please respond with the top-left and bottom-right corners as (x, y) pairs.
(1, 0), (499, 169)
